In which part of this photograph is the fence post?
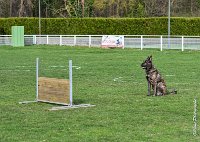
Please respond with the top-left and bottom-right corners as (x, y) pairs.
(69, 60), (73, 106)
(182, 36), (184, 51)
(74, 35), (76, 46)
(47, 35), (49, 45)
(60, 35), (62, 46)
(33, 35), (37, 44)
(89, 35), (91, 47)
(141, 35), (143, 50)
(160, 36), (163, 51)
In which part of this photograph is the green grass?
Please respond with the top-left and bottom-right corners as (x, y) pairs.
(0, 45), (200, 142)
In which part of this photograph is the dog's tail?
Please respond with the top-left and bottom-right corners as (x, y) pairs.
(167, 88), (177, 95)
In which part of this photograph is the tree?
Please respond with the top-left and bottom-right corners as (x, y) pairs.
(0, 0), (11, 17)
(143, 0), (168, 17)
(0, 0), (200, 18)
(93, 0), (137, 17)
(18, 0), (33, 17)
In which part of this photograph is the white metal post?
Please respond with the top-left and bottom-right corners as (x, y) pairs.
(141, 36), (143, 50)
(89, 35), (91, 47)
(122, 36), (125, 49)
(33, 35), (37, 44)
(36, 58), (39, 101)
(160, 36), (163, 51)
(168, 0), (171, 48)
(47, 35), (49, 45)
(60, 35), (62, 46)
(69, 60), (73, 106)
(39, 0), (41, 35)
(182, 36), (184, 51)
(74, 36), (76, 46)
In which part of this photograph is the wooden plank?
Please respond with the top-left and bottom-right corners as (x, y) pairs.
(38, 77), (69, 104)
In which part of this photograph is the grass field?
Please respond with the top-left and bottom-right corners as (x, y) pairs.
(0, 45), (200, 142)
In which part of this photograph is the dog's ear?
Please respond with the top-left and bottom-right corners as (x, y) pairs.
(149, 55), (152, 61)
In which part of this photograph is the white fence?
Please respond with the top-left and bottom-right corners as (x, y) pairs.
(1, 35), (200, 51)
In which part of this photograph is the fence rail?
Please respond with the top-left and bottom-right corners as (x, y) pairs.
(1, 35), (200, 51)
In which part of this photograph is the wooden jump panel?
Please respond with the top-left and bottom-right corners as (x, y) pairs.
(38, 77), (69, 104)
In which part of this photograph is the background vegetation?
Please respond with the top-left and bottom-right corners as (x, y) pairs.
(1, 0), (200, 35)
(1, 17), (200, 35)
(1, 0), (200, 18)
(0, 45), (200, 141)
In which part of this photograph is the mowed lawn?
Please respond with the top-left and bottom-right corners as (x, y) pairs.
(0, 45), (200, 142)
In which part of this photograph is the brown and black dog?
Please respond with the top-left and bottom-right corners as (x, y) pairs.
(141, 55), (177, 96)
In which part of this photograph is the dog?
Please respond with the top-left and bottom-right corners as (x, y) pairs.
(141, 55), (177, 96)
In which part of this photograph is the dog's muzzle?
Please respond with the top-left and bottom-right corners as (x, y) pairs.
(141, 64), (146, 69)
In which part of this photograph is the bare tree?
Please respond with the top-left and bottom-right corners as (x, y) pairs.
(81, 0), (84, 17)
(143, 0), (168, 17)
(1, 0), (200, 18)
(19, 0), (33, 17)
(93, 0), (137, 17)
(0, 0), (10, 17)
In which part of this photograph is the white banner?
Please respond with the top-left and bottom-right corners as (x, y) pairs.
(101, 35), (124, 49)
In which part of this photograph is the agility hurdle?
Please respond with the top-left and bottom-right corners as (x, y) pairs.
(19, 58), (95, 110)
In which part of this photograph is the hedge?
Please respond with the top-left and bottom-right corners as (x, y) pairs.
(0, 17), (200, 35)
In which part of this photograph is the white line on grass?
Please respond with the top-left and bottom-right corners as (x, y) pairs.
(165, 74), (175, 76)
(72, 66), (81, 70)
(0, 69), (31, 72)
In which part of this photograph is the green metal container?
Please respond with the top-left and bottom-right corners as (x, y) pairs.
(12, 26), (24, 47)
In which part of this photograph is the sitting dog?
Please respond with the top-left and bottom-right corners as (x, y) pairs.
(141, 55), (177, 96)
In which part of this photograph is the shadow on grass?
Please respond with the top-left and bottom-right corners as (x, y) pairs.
(73, 99), (87, 105)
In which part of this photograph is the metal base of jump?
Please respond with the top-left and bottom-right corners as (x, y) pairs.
(49, 104), (96, 111)
(19, 101), (95, 111)
(19, 100), (69, 106)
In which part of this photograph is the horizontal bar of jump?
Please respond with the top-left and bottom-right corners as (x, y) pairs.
(19, 100), (70, 106)
(37, 99), (70, 106)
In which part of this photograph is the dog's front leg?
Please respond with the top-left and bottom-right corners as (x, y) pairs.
(146, 76), (151, 96)
(153, 81), (157, 96)
(147, 81), (151, 96)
